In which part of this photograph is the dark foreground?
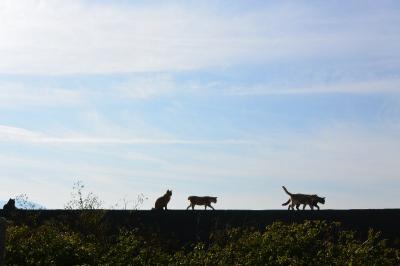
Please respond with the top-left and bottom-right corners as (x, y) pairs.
(2, 209), (400, 265)
(2, 209), (400, 245)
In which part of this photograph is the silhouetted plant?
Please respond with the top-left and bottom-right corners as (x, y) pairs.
(176, 221), (400, 265)
(63, 180), (107, 239)
(6, 224), (98, 265)
(111, 193), (148, 210)
(6, 221), (399, 265)
(64, 180), (103, 210)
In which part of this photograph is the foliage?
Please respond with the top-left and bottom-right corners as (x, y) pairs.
(64, 181), (103, 210)
(63, 180), (146, 211)
(176, 221), (400, 266)
(5, 220), (399, 265)
(6, 224), (97, 265)
(61, 180), (109, 240)
(99, 229), (170, 266)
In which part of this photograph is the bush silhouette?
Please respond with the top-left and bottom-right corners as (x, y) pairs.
(5, 221), (399, 265)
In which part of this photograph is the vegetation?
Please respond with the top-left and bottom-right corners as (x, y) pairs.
(64, 180), (147, 210)
(5, 220), (399, 265)
(4, 183), (399, 265)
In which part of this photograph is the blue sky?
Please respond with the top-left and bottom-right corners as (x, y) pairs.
(0, 0), (400, 209)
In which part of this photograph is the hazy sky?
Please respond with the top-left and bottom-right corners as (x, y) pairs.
(1, 0), (400, 209)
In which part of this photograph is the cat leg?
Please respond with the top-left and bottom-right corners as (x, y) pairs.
(208, 204), (215, 210)
(296, 204), (300, 210)
(187, 204), (192, 210)
(315, 204), (320, 210)
(302, 204), (306, 210)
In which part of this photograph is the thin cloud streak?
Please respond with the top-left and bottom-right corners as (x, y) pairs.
(0, 82), (83, 107)
(226, 78), (400, 96)
(3, 76), (399, 110)
(0, 125), (252, 145)
(30, 138), (252, 145)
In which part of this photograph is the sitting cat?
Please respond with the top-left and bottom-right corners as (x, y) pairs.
(187, 196), (217, 210)
(153, 190), (172, 210)
(282, 186), (325, 210)
(3, 198), (17, 212)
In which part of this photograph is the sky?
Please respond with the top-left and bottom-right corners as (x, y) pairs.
(0, 0), (400, 209)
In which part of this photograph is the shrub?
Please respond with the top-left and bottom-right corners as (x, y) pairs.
(99, 229), (172, 265)
(5, 221), (399, 265)
(176, 221), (400, 266)
(6, 224), (97, 266)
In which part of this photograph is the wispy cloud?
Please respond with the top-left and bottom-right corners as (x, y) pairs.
(226, 78), (400, 96)
(1, 76), (399, 110)
(0, 82), (82, 107)
(0, 125), (251, 145)
(116, 74), (179, 99)
(2, 123), (399, 209)
(0, 74), (186, 108)
(1, 1), (398, 74)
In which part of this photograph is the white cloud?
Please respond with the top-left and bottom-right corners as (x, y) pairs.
(0, 1), (398, 74)
(142, 122), (400, 185)
(117, 74), (178, 99)
(1, 76), (399, 110)
(0, 125), (251, 145)
(0, 125), (45, 141)
(0, 82), (82, 107)
(0, 74), (187, 108)
(226, 78), (400, 95)
(1, 123), (400, 209)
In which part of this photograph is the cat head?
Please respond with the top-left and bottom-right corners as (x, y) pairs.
(166, 190), (172, 196)
(317, 196), (325, 204)
(7, 198), (15, 206)
(207, 196), (217, 203)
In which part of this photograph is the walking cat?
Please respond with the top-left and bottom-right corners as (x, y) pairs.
(282, 186), (325, 210)
(187, 196), (217, 210)
(153, 190), (172, 210)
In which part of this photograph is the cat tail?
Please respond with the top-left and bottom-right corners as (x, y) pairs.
(282, 199), (291, 206)
(282, 186), (292, 196)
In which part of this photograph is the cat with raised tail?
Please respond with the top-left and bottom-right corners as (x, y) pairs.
(282, 186), (325, 210)
(153, 190), (172, 210)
